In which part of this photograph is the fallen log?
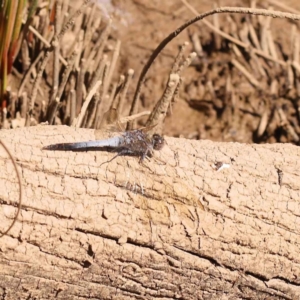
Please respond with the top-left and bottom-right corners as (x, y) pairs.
(1, 125), (300, 299)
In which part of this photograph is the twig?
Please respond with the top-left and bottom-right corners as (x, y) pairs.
(287, 61), (294, 90)
(2, 108), (8, 129)
(146, 73), (180, 133)
(0, 139), (22, 237)
(83, 8), (101, 59)
(95, 95), (109, 129)
(249, 49), (267, 78)
(88, 54), (107, 94)
(177, 52), (197, 74)
(61, 0), (70, 26)
(171, 41), (189, 73)
(18, 48), (46, 97)
(92, 19), (112, 73)
(238, 21), (250, 44)
(102, 39), (121, 99)
(259, 12), (271, 54)
(99, 75), (125, 129)
(206, 81), (217, 103)
(56, 48), (78, 100)
(118, 69), (134, 115)
(98, 75), (125, 128)
(292, 60), (300, 74)
(257, 109), (269, 137)
(108, 81), (119, 109)
(231, 58), (261, 88)
(64, 87), (71, 124)
(57, 0), (93, 41)
(247, 17), (261, 50)
(119, 111), (151, 124)
(270, 78), (279, 97)
(69, 89), (76, 125)
(28, 25), (67, 65)
(100, 61), (110, 99)
(92, 97), (102, 129)
(85, 92), (100, 128)
(28, 50), (51, 122)
(47, 97), (60, 125)
(74, 30), (85, 70)
(212, 2), (222, 50)
(190, 33), (203, 57)
(265, 20), (278, 62)
(20, 92), (28, 119)
(277, 107), (300, 142)
(291, 24), (300, 63)
(51, 0), (63, 103)
(108, 75), (125, 115)
(74, 80), (102, 127)
(21, 39), (30, 72)
(76, 58), (86, 115)
(82, 99), (94, 127)
(230, 43), (243, 58)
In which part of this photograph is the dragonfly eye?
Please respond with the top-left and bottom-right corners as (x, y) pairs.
(152, 134), (165, 150)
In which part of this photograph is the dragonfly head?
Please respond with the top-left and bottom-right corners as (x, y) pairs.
(152, 134), (165, 151)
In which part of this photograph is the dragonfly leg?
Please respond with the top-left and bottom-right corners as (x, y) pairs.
(139, 149), (152, 164)
(99, 153), (120, 167)
(99, 149), (136, 167)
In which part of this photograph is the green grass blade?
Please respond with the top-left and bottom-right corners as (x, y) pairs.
(0, 0), (18, 105)
(8, 0), (27, 72)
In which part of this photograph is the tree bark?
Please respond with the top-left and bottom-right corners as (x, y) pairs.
(0, 125), (300, 299)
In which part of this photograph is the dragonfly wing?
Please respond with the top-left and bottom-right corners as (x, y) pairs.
(95, 107), (124, 139)
(95, 108), (152, 140)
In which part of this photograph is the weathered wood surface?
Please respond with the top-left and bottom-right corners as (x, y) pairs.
(1, 125), (300, 299)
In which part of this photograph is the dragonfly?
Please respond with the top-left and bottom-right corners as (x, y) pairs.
(42, 105), (165, 164)
(43, 129), (165, 164)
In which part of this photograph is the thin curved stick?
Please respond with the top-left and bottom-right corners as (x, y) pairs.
(0, 140), (22, 237)
(129, 6), (300, 122)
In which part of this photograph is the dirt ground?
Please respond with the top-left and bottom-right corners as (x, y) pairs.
(106, 0), (300, 143)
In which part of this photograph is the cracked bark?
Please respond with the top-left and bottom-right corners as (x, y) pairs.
(1, 125), (300, 299)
